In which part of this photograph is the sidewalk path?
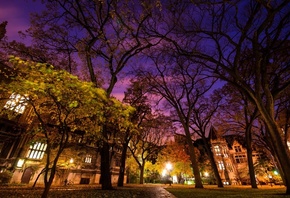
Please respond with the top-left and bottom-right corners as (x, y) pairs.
(153, 186), (177, 198)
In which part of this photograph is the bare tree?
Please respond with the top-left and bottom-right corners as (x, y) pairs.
(188, 91), (224, 187)
(0, 21), (7, 41)
(215, 83), (260, 188)
(137, 47), (217, 188)
(154, 0), (290, 193)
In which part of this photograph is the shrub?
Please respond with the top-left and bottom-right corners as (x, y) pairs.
(0, 171), (13, 184)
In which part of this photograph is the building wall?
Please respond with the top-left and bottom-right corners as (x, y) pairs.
(8, 145), (126, 186)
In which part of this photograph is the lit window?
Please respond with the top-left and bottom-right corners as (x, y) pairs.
(214, 146), (221, 156)
(84, 155), (92, 163)
(235, 154), (247, 163)
(217, 161), (225, 170)
(4, 93), (28, 114)
(27, 142), (47, 160)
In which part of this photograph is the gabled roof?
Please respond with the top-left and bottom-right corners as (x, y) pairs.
(223, 134), (246, 149)
(208, 126), (246, 149)
(208, 126), (218, 140)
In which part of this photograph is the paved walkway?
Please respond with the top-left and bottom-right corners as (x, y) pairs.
(154, 186), (177, 198)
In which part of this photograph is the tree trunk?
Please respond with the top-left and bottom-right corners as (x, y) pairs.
(262, 114), (290, 194)
(41, 184), (51, 198)
(41, 165), (57, 198)
(32, 168), (45, 188)
(100, 141), (113, 190)
(245, 125), (258, 188)
(272, 149), (286, 186)
(184, 128), (203, 188)
(139, 163), (145, 184)
(139, 164), (144, 184)
(202, 136), (223, 187)
(117, 142), (129, 187)
(263, 131), (286, 186)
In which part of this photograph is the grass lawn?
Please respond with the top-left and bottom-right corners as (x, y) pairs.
(165, 185), (290, 198)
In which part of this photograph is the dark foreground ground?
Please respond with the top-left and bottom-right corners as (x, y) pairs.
(166, 184), (290, 198)
(0, 184), (289, 198)
(0, 184), (175, 198)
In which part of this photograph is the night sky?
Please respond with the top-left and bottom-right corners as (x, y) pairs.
(0, 0), (45, 41)
(0, 0), (127, 100)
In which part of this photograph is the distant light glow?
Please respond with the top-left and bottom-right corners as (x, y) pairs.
(166, 162), (172, 171)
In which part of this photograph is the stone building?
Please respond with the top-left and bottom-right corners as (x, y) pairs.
(174, 127), (279, 185)
(208, 127), (279, 185)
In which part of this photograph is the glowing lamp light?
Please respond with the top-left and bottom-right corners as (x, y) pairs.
(204, 171), (209, 177)
(166, 162), (172, 171)
(69, 158), (74, 164)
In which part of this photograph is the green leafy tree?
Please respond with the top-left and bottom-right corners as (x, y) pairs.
(0, 57), (107, 198)
(98, 97), (135, 187)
